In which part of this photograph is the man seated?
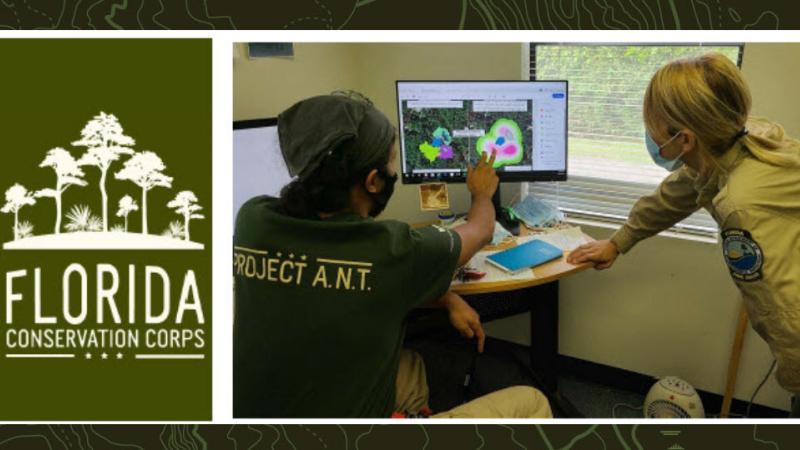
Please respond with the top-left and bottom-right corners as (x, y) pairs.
(233, 92), (551, 418)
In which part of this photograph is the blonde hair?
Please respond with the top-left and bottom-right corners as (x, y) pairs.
(643, 52), (800, 168)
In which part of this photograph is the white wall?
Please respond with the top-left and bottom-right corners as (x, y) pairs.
(232, 42), (796, 412)
(485, 224), (789, 411)
(743, 43), (800, 137)
(233, 43), (360, 120)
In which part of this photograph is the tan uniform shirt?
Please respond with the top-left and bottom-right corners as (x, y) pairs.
(611, 142), (800, 394)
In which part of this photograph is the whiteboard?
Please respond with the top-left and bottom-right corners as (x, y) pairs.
(233, 120), (293, 224)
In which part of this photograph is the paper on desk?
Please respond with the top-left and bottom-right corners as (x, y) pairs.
(521, 226), (591, 251)
(491, 222), (513, 245)
(451, 249), (536, 286)
(448, 217), (514, 245)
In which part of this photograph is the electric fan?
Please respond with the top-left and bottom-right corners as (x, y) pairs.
(644, 376), (705, 418)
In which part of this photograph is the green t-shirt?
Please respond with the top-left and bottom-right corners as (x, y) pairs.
(233, 196), (462, 418)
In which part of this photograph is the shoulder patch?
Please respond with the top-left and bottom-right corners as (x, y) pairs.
(721, 228), (763, 282)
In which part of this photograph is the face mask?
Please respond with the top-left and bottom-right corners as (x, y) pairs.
(367, 167), (398, 217)
(645, 131), (687, 172)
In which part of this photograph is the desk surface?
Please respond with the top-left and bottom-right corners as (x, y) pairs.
(416, 222), (594, 295)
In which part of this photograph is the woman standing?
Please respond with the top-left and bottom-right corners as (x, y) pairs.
(568, 53), (800, 416)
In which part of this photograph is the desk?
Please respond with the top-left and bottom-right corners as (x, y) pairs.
(416, 222), (593, 415)
(450, 225), (592, 295)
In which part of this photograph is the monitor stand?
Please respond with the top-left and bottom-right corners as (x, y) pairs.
(492, 187), (520, 236)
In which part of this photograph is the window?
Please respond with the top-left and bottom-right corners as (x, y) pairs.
(528, 44), (743, 239)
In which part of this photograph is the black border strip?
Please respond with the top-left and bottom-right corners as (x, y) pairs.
(233, 117), (278, 130)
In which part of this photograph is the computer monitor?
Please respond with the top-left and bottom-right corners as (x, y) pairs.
(232, 118), (293, 223)
(396, 80), (568, 184)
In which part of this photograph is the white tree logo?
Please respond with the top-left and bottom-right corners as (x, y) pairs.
(1, 184), (36, 241)
(74, 112), (135, 232)
(34, 147), (87, 234)
(116, 195), (138, 232)
(115, 151), (173, 235)
(2, 112), (205, 250)
(167, 191), (204, 241)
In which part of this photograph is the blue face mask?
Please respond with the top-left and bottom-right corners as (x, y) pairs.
(645, 131), (685, 172)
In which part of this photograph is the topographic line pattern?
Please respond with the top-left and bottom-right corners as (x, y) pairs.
(0, 425), (794, 449)
(0, 0), (791, 29)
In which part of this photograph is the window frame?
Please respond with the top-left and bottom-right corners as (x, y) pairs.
(526, 42), (745, 242)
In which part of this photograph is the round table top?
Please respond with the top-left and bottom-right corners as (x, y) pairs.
(416, 221), (595, 295)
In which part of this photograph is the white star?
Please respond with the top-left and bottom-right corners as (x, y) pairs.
(85, 353), (92, 359)
(116, 353), (123, 359)
(101, 352), (108, 360)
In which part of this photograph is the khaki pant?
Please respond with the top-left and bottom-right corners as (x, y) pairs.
(395, 350), (553, 418)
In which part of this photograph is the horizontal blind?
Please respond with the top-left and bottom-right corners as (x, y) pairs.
(529, 178), (717, 237)
(529, 44), (744, 239)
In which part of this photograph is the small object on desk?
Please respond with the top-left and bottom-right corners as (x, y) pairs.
(509, 194), (564, 228)
(485, 239), (563, 274)
(451, 248), (536, 285)
(491, 221), (514, 245)
(496, 205), (520, 234)
(419, 182), (450, 211)
(455, 266), (487, 282)
(437, 210), (456, 227)
(446, 217), (514, 246)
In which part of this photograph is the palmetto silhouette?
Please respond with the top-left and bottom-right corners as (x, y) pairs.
(65, 204), (102, 232)
(167, 191), (204, 241)
(1, 183), (36, 241)
(34, 147), (87, 234)
(115, 151), (173, 235)
(162, 220), (185, 240)
(16, 220), (34, 239)
(74, 112), (135, 232)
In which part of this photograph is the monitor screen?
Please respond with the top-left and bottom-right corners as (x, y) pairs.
(232, 118), (293, 224)
(396, 81), (568, 184)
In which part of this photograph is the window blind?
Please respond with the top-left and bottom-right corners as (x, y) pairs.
(528, 43), (744, 239)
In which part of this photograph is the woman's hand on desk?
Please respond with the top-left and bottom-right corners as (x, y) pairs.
(442, 291), (485, 353)
(567, 239), (619, 270)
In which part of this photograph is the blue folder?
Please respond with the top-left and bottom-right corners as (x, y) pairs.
(486, 239), (563, 273)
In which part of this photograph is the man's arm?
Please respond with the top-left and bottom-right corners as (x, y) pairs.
(453, 151), (499, 266)
(424, 291), (485, 353)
